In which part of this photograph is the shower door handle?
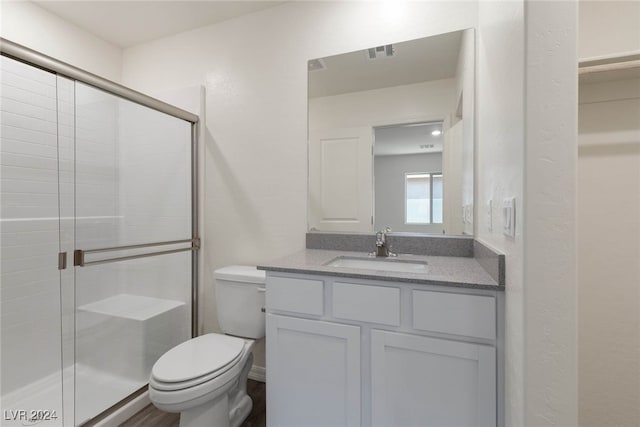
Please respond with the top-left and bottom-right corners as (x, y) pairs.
(58, 252), (67, 270)
(73, 238), (200, 267)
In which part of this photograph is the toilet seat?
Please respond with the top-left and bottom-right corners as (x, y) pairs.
(151, 334), (248, 391)
(149, 352), (248, 412)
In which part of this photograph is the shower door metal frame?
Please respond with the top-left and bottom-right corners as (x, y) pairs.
(1, 37), (201, 420)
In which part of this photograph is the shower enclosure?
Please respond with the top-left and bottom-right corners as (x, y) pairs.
(1, 40), (199, 426)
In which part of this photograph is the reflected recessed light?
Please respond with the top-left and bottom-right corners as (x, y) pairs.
(431, 130), (442, 136)
(308, 58), (326, 71)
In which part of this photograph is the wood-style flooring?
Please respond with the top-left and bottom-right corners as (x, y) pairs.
(120, 380), (266, 427)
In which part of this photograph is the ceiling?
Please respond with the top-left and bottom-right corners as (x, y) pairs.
(33, 1), (285, 48)
(308, 30), (462, 98)
(374, 122), (444, 157)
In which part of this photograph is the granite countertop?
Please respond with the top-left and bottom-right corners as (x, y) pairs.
(258, 249), (503, 291)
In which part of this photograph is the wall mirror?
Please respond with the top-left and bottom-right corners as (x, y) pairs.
(308, 28), (475, 236)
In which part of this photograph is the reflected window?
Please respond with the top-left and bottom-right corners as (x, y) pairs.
(405, 173), (443, 224)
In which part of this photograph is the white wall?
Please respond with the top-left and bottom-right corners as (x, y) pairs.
(122, 0), (478, 374)
(476, 3), (579, 425)
(524, 1), (578, 425)
(578, 0), (640, 59)
(309, 79), (456, 131)
(374, 153), (443, 234)
(0, 1), (122, 82)
(577, 2), (640, 424)
(475, 2), (526, 424)
(578, 77), (640, 427)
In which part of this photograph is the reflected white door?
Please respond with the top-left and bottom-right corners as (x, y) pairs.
(309, 127), (373, 232)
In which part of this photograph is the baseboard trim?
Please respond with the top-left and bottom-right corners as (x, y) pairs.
(249, 365), (266, 383)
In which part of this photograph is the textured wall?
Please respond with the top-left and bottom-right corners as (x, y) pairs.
(523, 1), (578, 425)
(121, 0), (479, 376)
(476, 2), (526, 424)
(0, 1), (122, 82)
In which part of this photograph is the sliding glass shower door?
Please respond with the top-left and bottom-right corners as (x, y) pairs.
(1, 52), (196, 426)
(72, 83), (193, 423)
(1, 54), (67, 427)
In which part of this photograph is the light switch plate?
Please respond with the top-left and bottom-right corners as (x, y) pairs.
(502, 197), (516, 238)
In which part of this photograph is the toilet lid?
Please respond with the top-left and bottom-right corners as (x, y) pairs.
(152, 334), (246, 383)
(214, 265), (265, 283)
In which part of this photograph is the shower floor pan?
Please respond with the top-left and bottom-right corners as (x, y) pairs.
(1, 363), (144, 426)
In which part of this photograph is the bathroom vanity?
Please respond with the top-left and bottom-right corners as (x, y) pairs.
(260, 244), (504, 427)
(263, 21), (502, 426)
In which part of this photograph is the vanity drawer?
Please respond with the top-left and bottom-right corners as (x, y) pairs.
(333, 282), (400, 326)
(412, 290), (495, 340)
(266, 276), (324, 316)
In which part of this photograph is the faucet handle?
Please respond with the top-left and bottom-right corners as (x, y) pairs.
(384, 226), (392, 233)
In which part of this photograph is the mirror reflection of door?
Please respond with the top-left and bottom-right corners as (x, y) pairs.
(309, 127), (373, 232)
(307, 28), (475, 235)
(373, 122), (445, 234)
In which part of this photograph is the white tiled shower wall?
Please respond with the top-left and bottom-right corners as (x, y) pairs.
(1, 56), (65, 394)
(1, 56), (121, 394)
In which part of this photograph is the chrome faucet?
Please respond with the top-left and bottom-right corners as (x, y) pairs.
(371, 226), (397, 257)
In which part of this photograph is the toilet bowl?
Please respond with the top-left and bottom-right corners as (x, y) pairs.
(149, 266), (265, 427)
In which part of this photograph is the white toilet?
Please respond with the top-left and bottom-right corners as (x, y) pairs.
(149, 265), (266, 427)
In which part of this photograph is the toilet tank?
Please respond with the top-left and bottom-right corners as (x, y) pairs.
(214, 266), (266, 339)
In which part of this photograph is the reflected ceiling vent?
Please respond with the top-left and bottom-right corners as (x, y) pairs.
(308, 58), (326, 72)
(367, 44), (395, 59)
(420, 144), (435, 149)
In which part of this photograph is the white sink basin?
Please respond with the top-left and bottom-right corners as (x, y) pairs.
(325, 256), (428, 273)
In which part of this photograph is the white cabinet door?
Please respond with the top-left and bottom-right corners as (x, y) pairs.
(371, 330), (496, 427)
(308, 127), (373, 232)
(266, 314), (361, 427)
